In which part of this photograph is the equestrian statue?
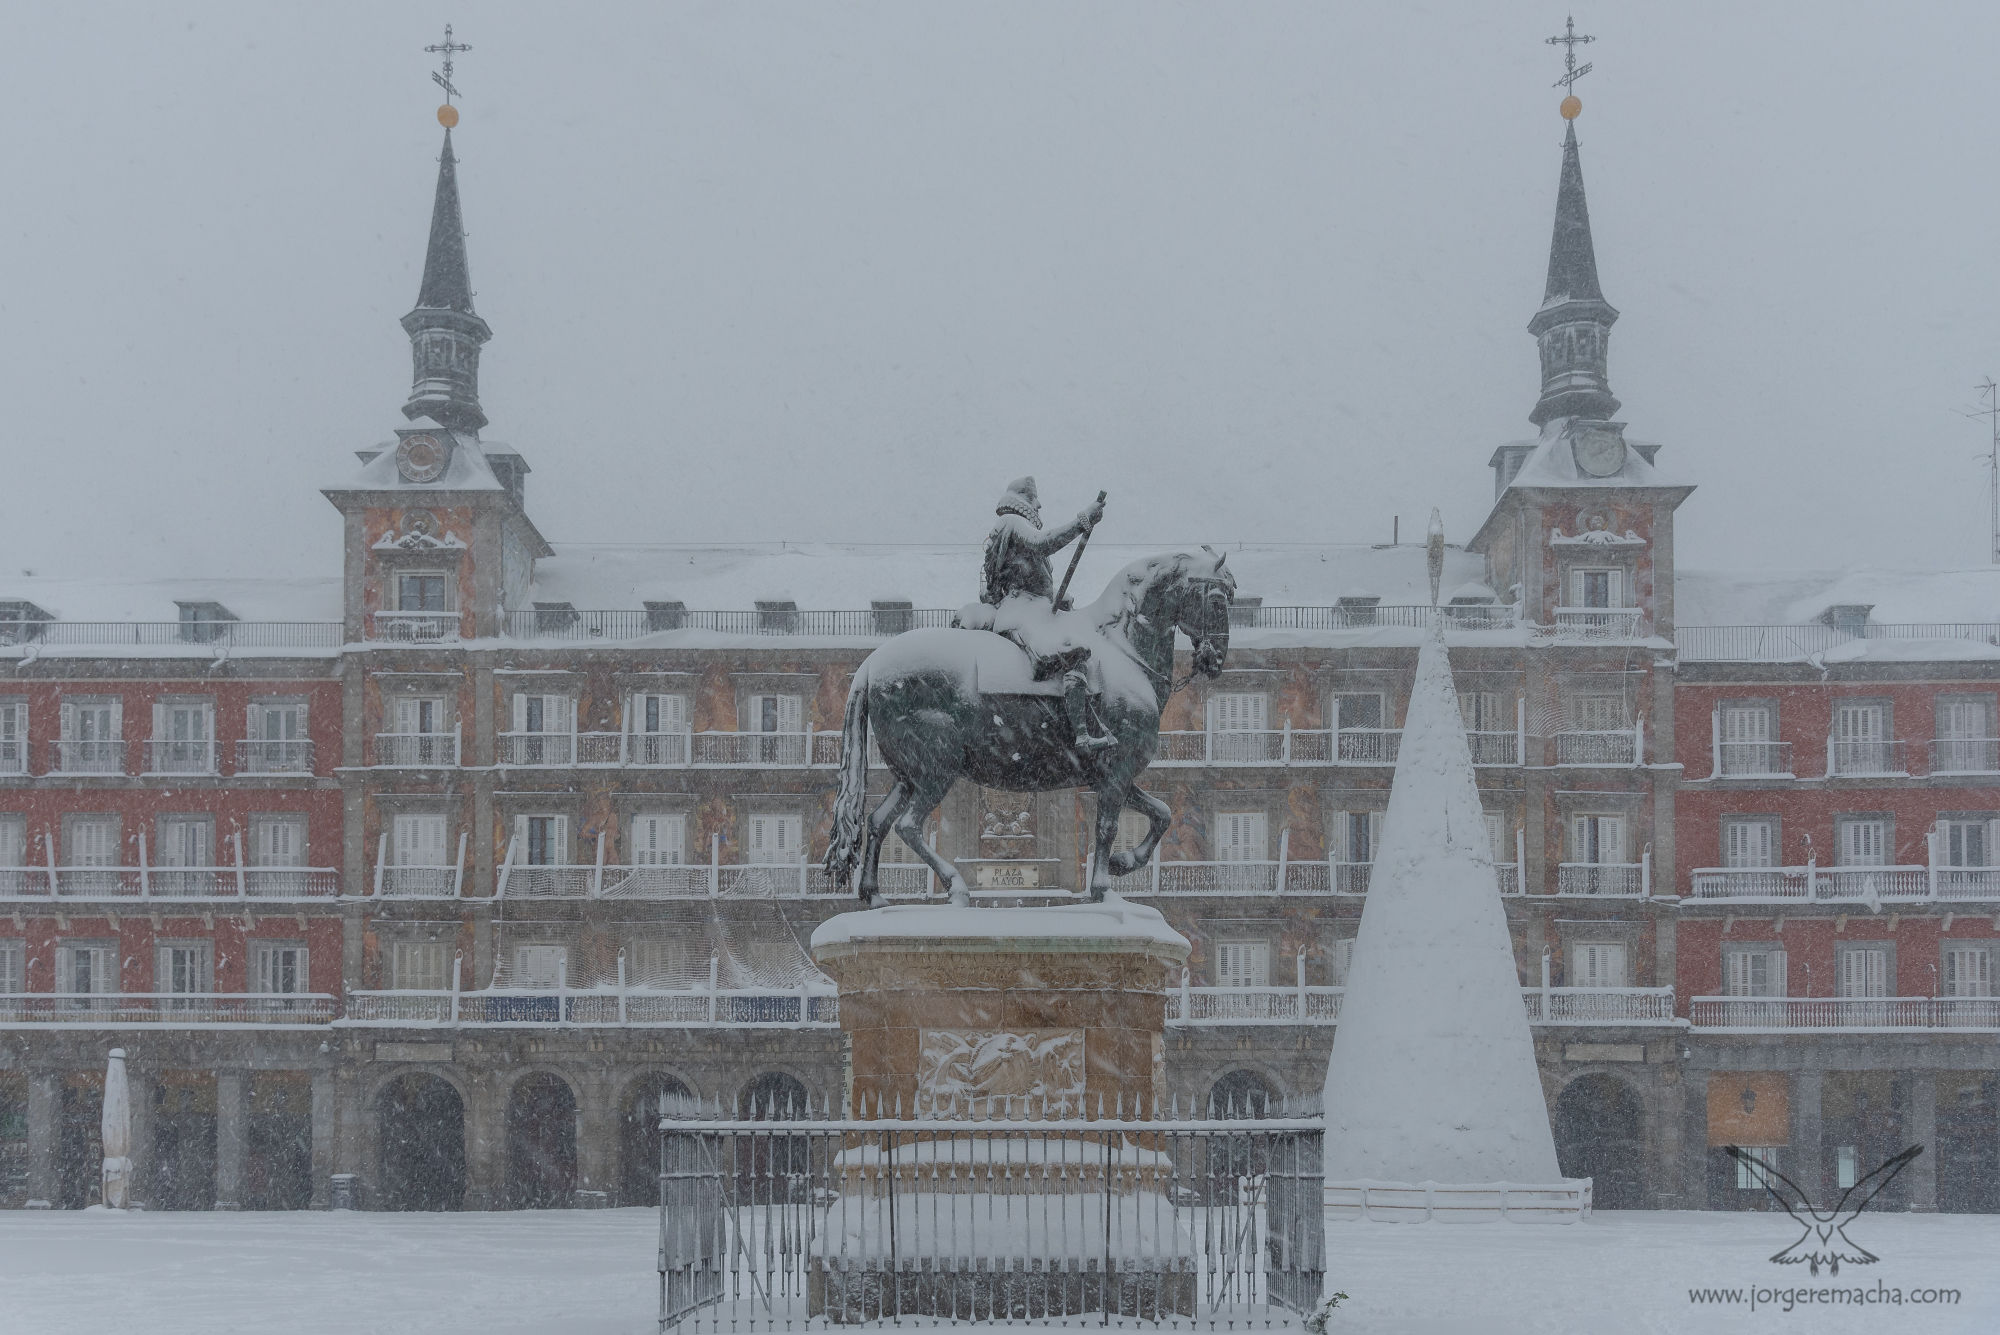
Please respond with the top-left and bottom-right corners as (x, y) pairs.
(824, 479), (1235, 904)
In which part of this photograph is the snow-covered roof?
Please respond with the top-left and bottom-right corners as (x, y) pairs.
(529, 540), (1487, 612)
(1676, 566), (2000, 627)
(0, 575), (341, 623)
(1503, 418), (1685, 491)
(334, 423), (506, 492)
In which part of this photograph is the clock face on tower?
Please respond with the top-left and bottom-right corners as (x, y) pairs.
(1571, 425), (1627, 479)
(395, 433), (450, 484)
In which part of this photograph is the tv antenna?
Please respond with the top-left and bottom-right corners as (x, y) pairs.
(1966, 379), (2000, 564)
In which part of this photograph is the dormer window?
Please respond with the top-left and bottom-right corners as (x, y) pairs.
(176, 601), (237, 644)
(398, 573), (450, 613)
(0, 600), (51, 644)
(1821, 604), (1873, 636)
(1571, 569), (1622, 610)
(532, 602), (578, 634)
(756, 600), (799, 634)
(644, 600), (687, 632)
(1336, 596), (1381, 627)
(871, 601), (913, 635)
(1228, 596), (1262, 629)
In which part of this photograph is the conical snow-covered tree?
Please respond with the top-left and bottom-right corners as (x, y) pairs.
(1321, 624), (1561, 1185)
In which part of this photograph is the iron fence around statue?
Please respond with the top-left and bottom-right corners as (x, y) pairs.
(658, 1109), (1324, 1331)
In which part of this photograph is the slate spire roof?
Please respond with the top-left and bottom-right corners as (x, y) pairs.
(1527, 120), (1620, 427)
(415, 129), (476, 315)
(1542, 122), (1603, 307)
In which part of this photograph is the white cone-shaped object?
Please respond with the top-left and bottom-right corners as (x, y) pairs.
(101, 1047), (131, 1209)
(1321, 626), (1561, 1185)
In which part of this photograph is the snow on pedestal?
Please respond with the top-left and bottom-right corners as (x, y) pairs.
(1321, 625), (1579, 1217)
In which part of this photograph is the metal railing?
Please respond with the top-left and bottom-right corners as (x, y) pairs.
(373, 832), (467, 898)
(1716, 741), (1791, 778)
(3, 858), (337, 901)
(142, 738), (218, 775)
(236, 738), (314, 773)
(1335, 728), (1401, 764)
(1931, 737), (2000, 774)
(1827, 737), (1907, 777)
(0, 738), (24, 775)
(50, 739), (126, 774)
(341, 983), (840, 1027)
(1689, 996), (2000, 1031)
(1521, 986), (1677, 1024)
(497, 731), (577, 767)
(1548, 607), (1646, 639)
(657, 1111), (1324, 1331)
(1688, 862), (1995, 903)
(368, 611), (460, 642)
(0, 621), (342, 649)
(372, 728), (460, 767)
(1556, 860), (1650, 897)
(1554, 728), (1640, 766)
(1676, 622), (2000, 663)
(0, 992), (337, 1024)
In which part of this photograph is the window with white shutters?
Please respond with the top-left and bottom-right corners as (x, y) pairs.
(630, 813), (686, 866)
(250, 815), (307, 866)
(0, 698), (24, 774)
(1836, 945), (1890, 999)
(1214, 941), (1270, 989)
(156, 817), (213, 868)
(394, 696), (445, 734)
(1572, 942), (1629, 988)
(1569, 814), (1626, 864)
(58, 697), (121, 772)
(1723, 817), (1778, 868)
(246, 699), (308, 771)
(0, 939), (21, 995)
(1719, 702), (1780, 775)
(57, 942), (116, 998)
(392, 814), (449, 867)
(510, 694), (576, 765)
(1335, 811), (1383, 864)
(750, 694), (806, 764)
(513, 944), (568, 989)
(390, 940), (451, 990)
(1833, 701), (1892, 774)
(152, 699), (215, 773)
(1945, 945), (1994, 998)
(1208, 692), (1268, 762)
(390, 696), (451, 765)
(1936, 696), (1999, 772)
(629, 692), (689, 765)
(747, 814), (804, 862)
(1572, 694), (1627, 732)
(0, 815), (23, 867)
(514, 815), (569, 867)
(396, 572), (450, 612)
(1460, 691), (1505, 732)
(1570, 568), (1623, 609)
(1484, 812), (1508, 862)
(157, 941), (213, 995)
(1938, 818), (2000, 868)
(1836, 817), (1889, 867)
(66, 816), (119, 866)
(1214, 812), (1267, 862)
(254, 942), (309, 995)
(1724, 948), (1787, 998)
(1112, 810), (1150, 854)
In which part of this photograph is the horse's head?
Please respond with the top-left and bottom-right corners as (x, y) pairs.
(1097, 548), (1236, 680)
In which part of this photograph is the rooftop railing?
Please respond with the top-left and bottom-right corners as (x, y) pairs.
(0, 621), (342, 649)
(1676, 622), (2000, 663)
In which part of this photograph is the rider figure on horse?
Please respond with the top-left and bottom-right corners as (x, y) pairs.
(981, 476), (1116, 755)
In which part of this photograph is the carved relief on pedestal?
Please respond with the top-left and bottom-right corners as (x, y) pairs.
(913, 1028), (1084, 1117)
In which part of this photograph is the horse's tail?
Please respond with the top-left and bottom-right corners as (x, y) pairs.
(823, 667), (871, 889)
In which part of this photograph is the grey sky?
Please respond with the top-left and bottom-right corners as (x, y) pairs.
(3, 2), (1995, 590)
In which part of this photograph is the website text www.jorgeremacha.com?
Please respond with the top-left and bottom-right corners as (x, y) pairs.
(1688, 1281), (1960, 1313)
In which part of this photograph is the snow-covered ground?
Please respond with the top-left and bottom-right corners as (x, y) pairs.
(0, 1207), (1994, 1334)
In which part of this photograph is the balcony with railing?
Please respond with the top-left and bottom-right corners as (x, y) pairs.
(142, 738), (219, 776)
(372, 832), (466, 898)
(3, 860), (339, 901)
(1162, 984), (1676, 1027)
(1827, 736), (1910, 777)
(1553, 726), (1642, 766)
(0, 621), (342, 652)
(341, 982), (839, 1027)
(0, 736), (24, 775)
(1548, 607), (1646, 640)
(51, 738), (126, 775)
(372, 728), (460, 767)
(368, 611), (460, 642)
(1336, 728), (1402, 765)
(1555, 860), (1651, 898)
(235, 738), (315, 773)
(1715, 740), (1792, 779)
(1931, 737), (2000, 774)
(1686, 860), (1997, 904)
(0, 993), (337, 1024)
(1111, 852), (1520, 899)
(1689, 995), (2000, 1031)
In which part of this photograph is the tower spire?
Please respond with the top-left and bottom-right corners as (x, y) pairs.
(1528, 22), (1618, 428)
(401, 31), (490, 432)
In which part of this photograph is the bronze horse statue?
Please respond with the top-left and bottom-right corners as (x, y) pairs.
(825, 550), (1235, 903)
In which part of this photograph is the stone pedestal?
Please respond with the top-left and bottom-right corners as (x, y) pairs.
(810, 897), (1189, 1119)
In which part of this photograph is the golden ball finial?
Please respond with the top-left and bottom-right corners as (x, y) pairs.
(437, 103), (460, 129)
(1560, 95), (1582, 121)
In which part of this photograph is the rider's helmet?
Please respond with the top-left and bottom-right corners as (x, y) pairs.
(997, 476), (1041, 527)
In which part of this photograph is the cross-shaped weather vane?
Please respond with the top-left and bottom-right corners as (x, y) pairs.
(1546, 16), (1594, 121)
(427, 24), (472, 127)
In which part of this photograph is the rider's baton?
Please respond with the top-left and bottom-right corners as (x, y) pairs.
(1054, 491), (1108, 609)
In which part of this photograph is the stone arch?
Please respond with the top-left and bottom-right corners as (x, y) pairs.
(737, 1070), (814, 1120)
(1207, 1068), (1282, 1118)
(377, 1072), (467, 1211)
(620, 1071), (698, 1206)
(1553, 1072), (1647, 1209)
(505, 1070), (578, 1209)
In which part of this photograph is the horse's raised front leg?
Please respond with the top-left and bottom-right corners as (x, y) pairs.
(1107, 786), (1172, 878)
(897, 773), (968, 907)
(858, 779), (913, 905)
